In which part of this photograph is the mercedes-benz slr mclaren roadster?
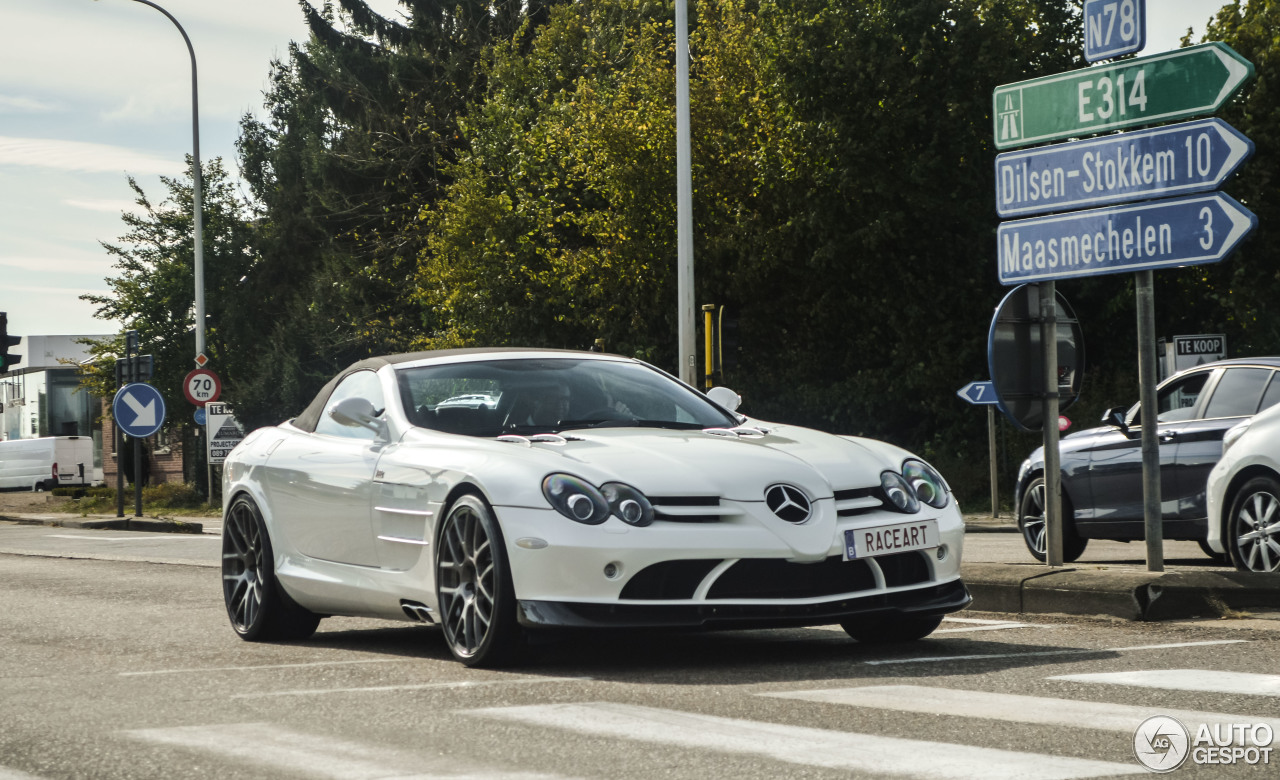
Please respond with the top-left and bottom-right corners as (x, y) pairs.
(221, 349), (970, 666)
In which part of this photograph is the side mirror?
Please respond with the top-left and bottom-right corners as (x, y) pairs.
(328, 396), (387, 436)
(707, 386), (742, 413)
(1101, 406), (1129, 432)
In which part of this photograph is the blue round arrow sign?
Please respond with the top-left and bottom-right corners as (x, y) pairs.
(113, 382), (166, 438)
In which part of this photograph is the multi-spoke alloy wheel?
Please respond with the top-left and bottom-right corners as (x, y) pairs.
(1228, 477), (1280, 573)
(436, 494), (522, 667)
(1017, 477), (1088, 563)
(221, 495), (319, 641)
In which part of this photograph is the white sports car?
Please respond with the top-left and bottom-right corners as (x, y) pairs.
(221, 349), (970, 666)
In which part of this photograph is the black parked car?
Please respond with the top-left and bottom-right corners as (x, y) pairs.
(1015, 358), (1280, 562)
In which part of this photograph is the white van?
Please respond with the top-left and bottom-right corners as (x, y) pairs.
(0, 436), (95, 491)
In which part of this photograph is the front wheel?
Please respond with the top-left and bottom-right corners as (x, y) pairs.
(436, 493), (524, 667)
(222, 494), (320, 641)
(1017, 477), (1088, 563)
(1226, 476), (1280, 573)
(841, 614), (943, 643)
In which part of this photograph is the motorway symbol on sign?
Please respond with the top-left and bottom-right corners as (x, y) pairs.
(1083, 0), (1145, 63)
(993, 42), (1254, 150)
(995, 118), (1254, 218)
(997, 192), (1257, 285)
(113, 383), (166, 438)
(957, 381), (998, 405)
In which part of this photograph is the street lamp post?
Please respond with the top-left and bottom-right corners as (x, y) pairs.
(675, 0), (695, 386)
(119, 0), (205, 362)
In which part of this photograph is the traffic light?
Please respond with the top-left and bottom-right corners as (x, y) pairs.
(0, 312), (19, 374)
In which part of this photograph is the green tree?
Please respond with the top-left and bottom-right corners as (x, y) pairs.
(79, 158), (256, 487)
(230, 0), (559, 428)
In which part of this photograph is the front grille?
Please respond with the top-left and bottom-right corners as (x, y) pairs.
(834, 486), (885, 517)
(707, 556), (878, 600)
(620, 559), (722, 600)
(876, 550), (932, 587)
(650, 495), (723, 523)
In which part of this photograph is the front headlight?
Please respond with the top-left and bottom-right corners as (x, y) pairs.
(542, 474), (610, 524)
(903, 459), (950, 509)
(881, 471), (920, 513)
(1222, 420), (1252, 456)
(600, 482), (655, 526)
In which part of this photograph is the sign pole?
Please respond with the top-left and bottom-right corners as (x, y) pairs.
(1136, 270), (1164, 571)
(988, 405), (999, 518)
(1041, 281), (1064, 567)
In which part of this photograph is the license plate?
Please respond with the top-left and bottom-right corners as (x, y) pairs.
(843, 519), (939, 561)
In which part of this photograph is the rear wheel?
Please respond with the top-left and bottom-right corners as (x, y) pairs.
(1226, 476), (1280, 573)
(1018, 477), (1088, 563)
(841, 614), (943, 643)
(436, 493), (524, 667)
(222, 494), (320, 641)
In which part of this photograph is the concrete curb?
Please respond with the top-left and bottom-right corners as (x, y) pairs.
(1, 513), (204, 534)
(962, 562), (1280, 621)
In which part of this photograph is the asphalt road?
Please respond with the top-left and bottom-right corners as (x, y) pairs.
(2, 521), (1279, 779)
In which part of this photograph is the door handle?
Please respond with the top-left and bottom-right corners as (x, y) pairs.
(1158, 431), (1178, 443)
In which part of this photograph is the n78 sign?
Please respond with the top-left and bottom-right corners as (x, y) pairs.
(1084, 0), (1144, 62)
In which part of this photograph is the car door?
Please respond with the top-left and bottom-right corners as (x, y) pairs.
(1083, 369), (1213, 528)
(263, 370), (386, 567)
(1171, 366), (1277, 521)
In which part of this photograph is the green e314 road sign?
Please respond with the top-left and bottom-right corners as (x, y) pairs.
(994, 42), (1254, 150)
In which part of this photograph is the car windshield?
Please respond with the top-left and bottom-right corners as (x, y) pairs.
(396, 357), (739, 436)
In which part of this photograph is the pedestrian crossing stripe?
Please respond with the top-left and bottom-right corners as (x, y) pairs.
(760, 684), (1280, 735)
(122, 723), (563, 780)
(464, 702), (1143, 779)
(1050, 669), (1280, 697)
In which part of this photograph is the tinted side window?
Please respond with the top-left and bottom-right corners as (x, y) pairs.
(1203, 367), (1271, 419)
(1151, 372), (1210, 423)
(1259, 372), (1280, 414)
(315, 370), (385, 440)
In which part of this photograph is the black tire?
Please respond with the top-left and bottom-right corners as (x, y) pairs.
(222, 494), (321, 641)
(436, 493), (524, 667)
(1226, 476), (1280, 573)
(1196, 539), (1228, 564)
(841, 614), (944, 644)
(1017, 476), (1088, 563)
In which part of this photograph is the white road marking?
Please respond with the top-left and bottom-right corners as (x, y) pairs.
(865, 638), (1246, 665)
(465, 702), (1143, 779)
(760, 684), (1280, 734)
(122, 722), (566, 779)
(1051, 669), (1280, 697)
(0, 766), (43, 780)
(808, 617), (1052, 635)
(233, 676), (590, 699)
(120, 659), (408, 676)
(46, 534), (217, 541)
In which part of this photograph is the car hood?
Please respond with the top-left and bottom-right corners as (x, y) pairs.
(397, 421), (902, 505)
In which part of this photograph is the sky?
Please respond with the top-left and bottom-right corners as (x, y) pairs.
(0, 0), (1231, 345)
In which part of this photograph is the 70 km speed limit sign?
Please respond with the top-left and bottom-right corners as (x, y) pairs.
(183, 368), (221, 407)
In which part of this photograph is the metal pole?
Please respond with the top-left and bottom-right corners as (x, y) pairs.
(1136, 270), (1164, 571)
(988, 405), (999, 518)
(675, 0), (696, 384)
(1041, 282), (1063, 567)
(125, 0), (204, 360)
(115, 423), (124, 518)
(702, 304), (715, 389)
(133, 434), (143, 517)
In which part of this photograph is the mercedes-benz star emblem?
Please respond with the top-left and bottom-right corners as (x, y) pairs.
(765, 484), (812, 524)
